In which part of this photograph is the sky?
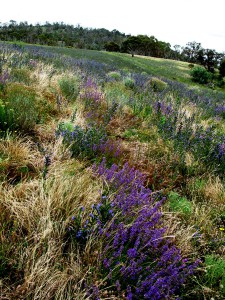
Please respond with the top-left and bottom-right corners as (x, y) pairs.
(1, 0), (225, 52)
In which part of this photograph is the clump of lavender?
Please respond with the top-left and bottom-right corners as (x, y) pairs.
(56, 122), (122, 163)
(66, 197), (114, 249)
(0, 70), (10, 92)
(79, 77), (118, 126)
(56, 123), (108, 159)
(29, 59), (38, 68)
(80, 77), (103, 105)
(153, 100), (173, 117)
(92, 159), (199, 299)
(212, 139), (225, 172)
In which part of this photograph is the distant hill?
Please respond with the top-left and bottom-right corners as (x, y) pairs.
(0, 21), (127, 49)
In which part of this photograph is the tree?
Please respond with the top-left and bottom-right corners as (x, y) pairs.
(104, 41), (120, 52)
(203, 49), (218, 72)
(182, 41), (203, 63)
(190, 66), (212, 84)
(173, 45), (182, 60)
(219, 58), (225, 77)
(121, 36), (142, 57)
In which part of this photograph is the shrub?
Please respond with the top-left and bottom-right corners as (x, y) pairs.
(124, 77), (135, 89)
(107, 71), (121, 81)
(58, 76), (80, 101)
(4, 83), (38, 131)
(205, 255), (225, 295)
(168, 191), (192, 216)
(188, 63), (195, 69)
(104, 42), (120, 52)
(190, 66), (212, 84)
(217, 77), (225, 87)
(146, 77), (168, 92)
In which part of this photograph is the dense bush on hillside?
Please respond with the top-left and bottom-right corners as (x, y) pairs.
(190, 65), (212, 84)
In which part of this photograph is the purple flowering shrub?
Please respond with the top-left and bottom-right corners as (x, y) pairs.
(90, 159), (198, 299)
(0, 70), (10, 92)
(79, 77), (104, 121)
(79, 77), (118, 126)
(152, 101), (225, 173)
(65, 197), (114, 250)
(56, 123), (122, 163)
(56, 123), (107, 159)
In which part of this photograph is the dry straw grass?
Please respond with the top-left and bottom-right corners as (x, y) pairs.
(0, 134), (42, 183)
(0, 155), (103, 299)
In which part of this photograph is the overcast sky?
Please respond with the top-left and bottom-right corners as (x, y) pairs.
(1, 0), (225, 52)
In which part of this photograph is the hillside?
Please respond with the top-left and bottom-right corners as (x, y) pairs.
(48, 46), (193, 84)
(23, 43), (225, 90)
(0, 42), (225, 299)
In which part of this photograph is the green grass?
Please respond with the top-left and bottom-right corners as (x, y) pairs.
(37, 45), (225, 92)
(7, 42), (225, 92)
(47, 46), (193, 83)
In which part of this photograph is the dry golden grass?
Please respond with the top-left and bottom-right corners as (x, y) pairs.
(163, 212), (196, 257)
(0, 134), (42, 183)
(107, 108), (141, 138)
(203, 177), (225, 206)
(31, 62), (58, 92)
(34, 121), (58, 143)
(0, 154), (103, 299)
(187, 176), (225, 206)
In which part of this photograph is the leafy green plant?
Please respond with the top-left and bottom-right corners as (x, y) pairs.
(58, 76), (80, 101)
(168, 191), (192, 216)
(124, 77), (135, 89)
(0, 99), (14, 131)
(205, 255), (225, 295)
(105, 82), (132, 105)
(11, 68), (32, 85)
(5, 83), (38, 131)
(107, 71), (121, 81)
(146, 77), (168, 92)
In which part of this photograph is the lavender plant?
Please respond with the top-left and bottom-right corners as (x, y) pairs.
(0, 70), (10, 92)
(57, 122), (122, 163)
(56, 123), (107, 159)
(90, 159), (199, 299)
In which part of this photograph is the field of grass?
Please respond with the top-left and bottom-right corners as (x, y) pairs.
(0, 42), (225, 299)
(43, 46), (194, 84)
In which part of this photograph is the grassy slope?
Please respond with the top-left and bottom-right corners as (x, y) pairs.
(1, 43), (225, 299)
(40, 45), (225, 91)
(51, 47), (191, 82)
(9, 41), (224, 91)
